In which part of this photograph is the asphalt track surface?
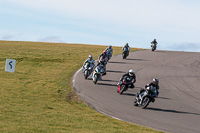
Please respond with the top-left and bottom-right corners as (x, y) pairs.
(73, 50), (200, 133)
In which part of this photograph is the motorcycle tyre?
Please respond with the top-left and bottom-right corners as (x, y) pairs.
(141, 97), (150, 109)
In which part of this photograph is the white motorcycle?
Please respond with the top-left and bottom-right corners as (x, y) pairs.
(92, 66), (103, 84)
(83, 62), (93, 79)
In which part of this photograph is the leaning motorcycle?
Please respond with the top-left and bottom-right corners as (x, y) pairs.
(151, 43), (157, 51)
(107, 51), (112, 61)
(122, 48), (129, 59)
(134, 86), (157, 109)
(83, 62), (93, 79)
(117, 76), (134, 94)
(92, 66), (103, 84)
(99, 57), (107, 75)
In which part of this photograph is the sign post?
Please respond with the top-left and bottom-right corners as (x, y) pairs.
(5, 59), (16, 73)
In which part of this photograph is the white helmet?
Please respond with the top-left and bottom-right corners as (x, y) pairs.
(129, 69), (134, 76)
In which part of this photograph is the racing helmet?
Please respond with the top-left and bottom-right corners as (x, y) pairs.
(129, 69), (134, 76)
(153, 78), (159, 85)
(89, 55), (93, 60)
(109, 45), (112, 49)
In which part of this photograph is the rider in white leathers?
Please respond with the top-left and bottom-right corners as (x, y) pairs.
(83, 55), (95, 70)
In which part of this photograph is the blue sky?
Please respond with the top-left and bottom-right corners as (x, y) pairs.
(1, 0), (200, 52)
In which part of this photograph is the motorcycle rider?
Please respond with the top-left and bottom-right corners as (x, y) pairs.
(106, 45), (113, 61)
(98, 50), (108, 63)
(83, 55), (95, 71)
(122, 43), (130, 56)
(106, 45), (113, 55)
(96, 52), (107, 75)
(136, 78), (159, 100)
(117, 69), (136, 88)
(151, 39), (158, 47)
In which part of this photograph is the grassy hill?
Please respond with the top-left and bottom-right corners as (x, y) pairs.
(0, 41), (162, 133)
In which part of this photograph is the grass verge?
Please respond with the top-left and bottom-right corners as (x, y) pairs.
(0, 41), (163, 133)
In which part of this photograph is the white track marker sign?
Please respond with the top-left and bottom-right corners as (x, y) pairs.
(5, 59), (16, 73)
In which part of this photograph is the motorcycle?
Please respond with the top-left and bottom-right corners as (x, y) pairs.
(92, 66), (103, 84)
(151, 43), (157, 51)
(134, 86), (157, 109)
(83, 62), (93, 79)
(107, 51), (112, 61)
(122, 48), (129, 59)
(99, 57), (107, 75)
(117, 76), (134, 94)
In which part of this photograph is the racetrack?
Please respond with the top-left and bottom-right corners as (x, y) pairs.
(73, 50), (200, 133)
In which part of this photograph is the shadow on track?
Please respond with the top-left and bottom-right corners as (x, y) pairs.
(97, 82), (117, 87)
(121, 93), (136, 96)
(146, 107), (200, 116)
(107, 70), (125, 73)
(158, 96), (171, 100)
(102, 79), (118, 82)
(126, 58), (148, 61)
(109, 61), (126, 64)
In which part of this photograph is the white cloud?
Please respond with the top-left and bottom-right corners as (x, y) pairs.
(38, 36), (65, 43)
(159, 42), (200, 52)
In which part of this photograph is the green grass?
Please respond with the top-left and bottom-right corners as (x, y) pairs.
(0, 41), (163, 133)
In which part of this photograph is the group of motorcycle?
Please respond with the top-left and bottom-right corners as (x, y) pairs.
(82, 48), (113, 84)
(82, 41), (159, 109)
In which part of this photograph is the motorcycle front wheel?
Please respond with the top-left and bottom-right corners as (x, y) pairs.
(141, 96), (150, 109)
(119, 84), (126, 94)
(84, 70), (88, 79)
(93, 74), (98, 84)
(134, 98), (139, 106)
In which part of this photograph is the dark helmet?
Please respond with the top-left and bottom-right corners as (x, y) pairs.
(109, 45), (112, 49)
(153, 78), (159, 85)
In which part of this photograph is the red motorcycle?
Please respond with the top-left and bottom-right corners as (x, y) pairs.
(117, 76), (134, 94)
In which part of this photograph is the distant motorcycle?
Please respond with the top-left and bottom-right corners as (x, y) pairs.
(122, 48), (129, 59)
(151, 43), (157, 51)
(117, 76), (134, 94)
(134, 86), (157, 109)
(83, 62), (93, 79)
(92, 66), (103, 84)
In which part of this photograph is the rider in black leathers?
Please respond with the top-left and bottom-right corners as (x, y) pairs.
(151, 39), (158, 46)
(137, 78), (159, 98)
(118, 69), (136, 88)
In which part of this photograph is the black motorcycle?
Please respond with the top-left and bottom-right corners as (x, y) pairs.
(151, 43), (157, 51)
(117, 76), (134, 94)
(134, 86), (157, 109)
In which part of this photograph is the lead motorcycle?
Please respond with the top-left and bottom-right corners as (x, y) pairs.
(151, 43), (157, 51)
(83, 62), (93, 79)
(92, 65), (103, 84)
(117, 76), (134, 94)
(134, 86), (157, 109)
